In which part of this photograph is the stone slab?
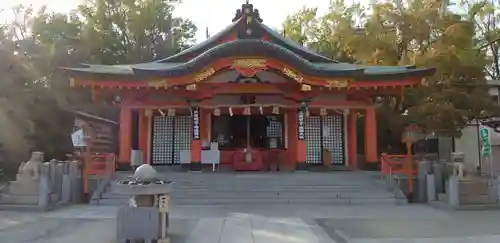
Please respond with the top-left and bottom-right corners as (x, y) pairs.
(219, 216), (253, 243)
(185, 218), (225, 243)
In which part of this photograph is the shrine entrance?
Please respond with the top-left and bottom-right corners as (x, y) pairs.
(64, 2), (435, 171)
(212, 114), (284, 150)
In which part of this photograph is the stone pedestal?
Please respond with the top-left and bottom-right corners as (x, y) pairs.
(113, 164), (173, 243)
(0, 152), (45, 205)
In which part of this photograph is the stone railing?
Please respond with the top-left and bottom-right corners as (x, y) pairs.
(417, 160), (500, 209)
(0, 159), (82, 211)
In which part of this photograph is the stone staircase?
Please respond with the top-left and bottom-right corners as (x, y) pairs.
(95, 171), (407, 206)
(458, 176), (498, 206)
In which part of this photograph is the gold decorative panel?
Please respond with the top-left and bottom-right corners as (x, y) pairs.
(282, 68), (304, 83)
(231, 59), (267, 69)
(147, 80), (168, 89)
(301, 84), (312, 91)
(194, 68), (216, 82)
(326, 79), (349, 88)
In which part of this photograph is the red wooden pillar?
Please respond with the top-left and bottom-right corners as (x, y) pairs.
(296, 108), (307, 170)
(348, 110), (358, 169)
(118, 106), (132, 164)
(364, 107), (378, 163)
(190, 106), (202, 171)
(138, 109), (149, 164)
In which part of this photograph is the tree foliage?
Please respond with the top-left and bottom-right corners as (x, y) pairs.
(464, 0), (500, 80)
(0, 0), (197, 167)
(282, 0), (499, 144)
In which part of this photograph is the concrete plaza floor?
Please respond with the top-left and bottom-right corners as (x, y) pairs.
(1, 204), (500, 243)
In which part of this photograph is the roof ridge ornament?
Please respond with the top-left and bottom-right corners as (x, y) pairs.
(232, 1), (263, 23)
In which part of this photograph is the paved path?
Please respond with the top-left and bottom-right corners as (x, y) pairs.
(0, 204), (500, 243)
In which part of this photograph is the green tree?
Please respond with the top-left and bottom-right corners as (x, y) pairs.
(78, 0), (197, 64)
(464, 0), (500, 80)
(0, 1), (198, 170)
(282, 0), (498, 143)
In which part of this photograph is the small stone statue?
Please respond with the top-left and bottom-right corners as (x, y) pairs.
(17, 151), (44, 180)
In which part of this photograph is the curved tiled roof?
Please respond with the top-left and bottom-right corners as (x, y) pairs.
(62, 3), (435, 81)
(63, 39), (433, 81)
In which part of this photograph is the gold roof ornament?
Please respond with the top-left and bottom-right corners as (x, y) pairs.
(326, 79), (349, 89)
(301, 84), (312, 91)
(282, 68), (304, 83)
(231, 59), (267, 69)
(147, 80), (168, 89)
(194, 68), (216, 82)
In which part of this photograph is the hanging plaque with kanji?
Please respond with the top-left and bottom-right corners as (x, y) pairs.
(297, 109), (305, 140)
(192, 107), (200, 140)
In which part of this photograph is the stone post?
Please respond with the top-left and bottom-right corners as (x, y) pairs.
(447, 175), (459, 208)
(61, 162), (71, 204)
(69, 161), (81, 203)
(434, 162), (444, 194)
(38, 163), (50, 210)
(426, 174), (436, 201)
(496, 175), (500, 205)
(55, 162), (64, 202)
(417, 161), (429, 202)
(49, 160), (57, 194)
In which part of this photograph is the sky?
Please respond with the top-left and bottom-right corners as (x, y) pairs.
(0, 0), (339, 42)
(0, 0), (461, 42)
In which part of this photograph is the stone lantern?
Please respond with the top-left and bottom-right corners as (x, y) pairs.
(113, 164), (173, 243)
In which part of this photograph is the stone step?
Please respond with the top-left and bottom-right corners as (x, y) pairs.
(170, 191), (394, 199)
(101, 192), (396, 203)
(100, 172), (400, 206)
(0, 194), (39, 205)
(5, 183), (40, 195)
(460, 194), (496, 205)
(459, 183), (491, 196)
(166, 197), (405, 205)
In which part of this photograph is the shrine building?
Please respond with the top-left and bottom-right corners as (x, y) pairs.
(63, 3), (435, 171)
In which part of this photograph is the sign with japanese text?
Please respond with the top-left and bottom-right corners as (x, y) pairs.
(480, 126), (491, 157)
(71, 129), (86, 147)
(192, 107), (200, 140)
(297, 109), (305, 140)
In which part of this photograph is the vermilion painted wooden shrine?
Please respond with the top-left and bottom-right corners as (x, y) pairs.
(64, 3), (435, 172)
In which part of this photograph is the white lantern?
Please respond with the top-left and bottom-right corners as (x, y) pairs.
(214, 108), (221, 116)
(229, 107), (233, 116)
(320, 108), (328, 116)
(243, 107), (251, 115)
(167, 108), (176, 117)
(272, 106), (279, 114)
